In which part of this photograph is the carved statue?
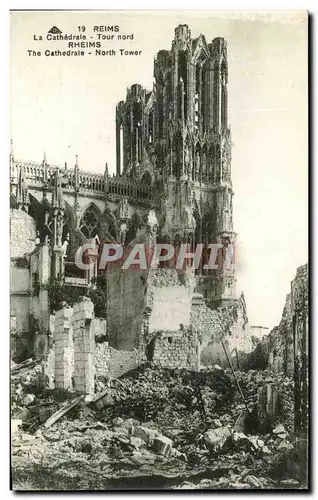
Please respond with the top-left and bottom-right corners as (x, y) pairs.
(195, 151), (200, 181)
(215, 146), (221, 183)
(119, 198), (129, 220)
(52, 170), (64, 208)
(202, 152), (207, 181)
(184, 148), (190, 176)
(56, 214), (64, 247)
(62, 233), (70, 258)
(119, 222), (127, 245)
(147, 210), (158, 236)
(73, 200), (81, 230)
(222, 149), (230, 181)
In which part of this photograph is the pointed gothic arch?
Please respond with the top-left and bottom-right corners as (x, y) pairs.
(194, 142), (201, 182)
(201, 144), (208, 183)
(125, 211), (143, 245)
(100, 207), (118, 242)
(173, 131), (183, 179)
(141, 171), (153, 186)
(79, 203), (102, 240)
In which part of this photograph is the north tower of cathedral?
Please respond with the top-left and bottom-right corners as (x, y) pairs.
(116, 24), (236, 306)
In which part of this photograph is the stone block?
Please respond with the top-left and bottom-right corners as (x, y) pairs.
(152, 435), (173, 457)
(204, 427), (231, 450)
(132, 426), (159, 445)
(55, 346), (63, 356)
(75, 360), (85, 369)
(63, 338), (71, 347)
(53, 317), (65, 327)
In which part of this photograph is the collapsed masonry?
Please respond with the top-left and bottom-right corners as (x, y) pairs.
(39, 267), (255, 394)
(10, 207), (255, 380)
(248, 264), (308, 375)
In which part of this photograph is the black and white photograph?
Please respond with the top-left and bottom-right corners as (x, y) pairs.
(9, 10), (308, 491)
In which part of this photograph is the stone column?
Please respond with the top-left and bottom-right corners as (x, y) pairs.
(38, 243), (51, 334)
(54, 306), (74, 391)
(72, 297), (95, 395)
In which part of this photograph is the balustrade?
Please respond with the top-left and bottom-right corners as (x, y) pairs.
(12, 160), (154, 203)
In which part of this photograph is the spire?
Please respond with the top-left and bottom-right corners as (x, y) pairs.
(42, 151), (48, 183)
(104, 162), (109, 195)
(74, 155), (79, 190)
(10, 139), (14, 160)
(10, 139), (15, 184)
(17, 165), (29, 212)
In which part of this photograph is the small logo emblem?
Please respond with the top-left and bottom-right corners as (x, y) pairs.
(48, 26), (62, 34)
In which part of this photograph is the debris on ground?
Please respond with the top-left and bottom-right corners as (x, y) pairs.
(11, 363), (307, 490)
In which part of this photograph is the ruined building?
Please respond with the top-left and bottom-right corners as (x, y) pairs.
(10, 25), (252, 369)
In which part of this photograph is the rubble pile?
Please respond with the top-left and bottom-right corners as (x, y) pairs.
(94, 367), (294, 433)
(11, 362), (306, 490)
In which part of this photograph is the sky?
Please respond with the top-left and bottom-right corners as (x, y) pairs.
(10, 10), (308, 329)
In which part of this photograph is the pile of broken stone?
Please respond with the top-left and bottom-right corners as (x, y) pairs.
(11, 360), (306, 490)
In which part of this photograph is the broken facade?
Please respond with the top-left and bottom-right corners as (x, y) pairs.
(264, 264), (309, 377)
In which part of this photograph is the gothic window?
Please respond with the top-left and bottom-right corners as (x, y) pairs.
(141, 171), (152, 186)
(209, 145), (215, 184)
(221, 61), (228, 129)
(166, 71), (172, 117)
(126, 212), (143, 245)
(156, 73), (164, 139)
(133, 102), (142, 163)
(201, 62), (208, 132)
(120, 125), (124, 172)
(194, 144), (201, 182)
(202, 146), (208, 183)
(173, 132), (183, 179)
(213, 64), (220, 129)
(80, 206), (101, 239)
(126, 108), (132, 165)
(215, 144), (221, 183)
(148, 110), (153, 144)
(178, 51), (187, 120)
(195, 58), (207, 131)
(195, 63), (200, 130)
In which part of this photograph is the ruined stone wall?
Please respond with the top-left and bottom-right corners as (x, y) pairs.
(95, 342), (111, 377)
(250, 325), (270, 340)
(146, 269), (194, 333)
(151, 328), (199, 370)
(44, 299), (143, 391)
(140, 269), (198, 369)
(54, 306), (74, 391)
(191, 292), (253, 368)
(10, 209), (36, 258)
(10, 210), (52, 360)
(10, 261), (31, 342)
(106, 262), (148, 351)
(10, 210), (36, 360)
(92, 318), (107, 341)
(72, 298), (95, 394)
(252, 263), (308, 375)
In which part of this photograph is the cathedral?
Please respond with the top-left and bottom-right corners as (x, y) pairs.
(10, 25), (245, 361)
